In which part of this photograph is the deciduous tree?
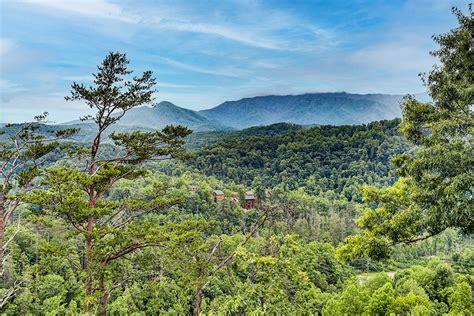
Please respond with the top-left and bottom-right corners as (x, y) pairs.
(338, 5), (473, 261)
(0, 114), (77, 274)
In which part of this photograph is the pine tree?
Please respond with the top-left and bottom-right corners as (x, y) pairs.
(28, 52), (191, 314)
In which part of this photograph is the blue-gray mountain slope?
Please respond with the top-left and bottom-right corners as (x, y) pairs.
(199, 92), (403, 129)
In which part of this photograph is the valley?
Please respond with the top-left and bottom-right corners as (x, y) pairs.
(0, 4), (472, 314)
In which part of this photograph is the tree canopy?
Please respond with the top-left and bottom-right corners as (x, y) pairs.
(1, 5), (473, 316)
(337, 6), (473, 262)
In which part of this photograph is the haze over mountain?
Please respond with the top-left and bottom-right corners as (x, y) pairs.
(117, 101), (231, 131)
(199, 92), (404, 129)
(62, 92), (411, 131)
(65, 101), (230, 132)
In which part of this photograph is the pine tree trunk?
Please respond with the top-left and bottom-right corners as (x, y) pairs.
(84, 133), (98, 314)
(84, 215), (95, 314)
(99, 267), (109, 316)
(195, 284), (203, 316)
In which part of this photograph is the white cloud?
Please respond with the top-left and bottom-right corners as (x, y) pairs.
(23, 0), (137, 22)
(19, 0), (334, 51)
(0, 93), (93, 123)
(157, 82), (194, 89)
(155, 56), (249, 78)
(62, 76), (195, 88)
(0, 38), (16, 57)
(0, 38), (38, 71)
(0, 79), (26, 93)
(157, 20), (283, 51)
(151, 11), (336, 52)
(349, 41), (436, 73)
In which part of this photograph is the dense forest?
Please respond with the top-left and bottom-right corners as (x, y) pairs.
(189, 119), (409, 201)
(0, 5), (472, 315)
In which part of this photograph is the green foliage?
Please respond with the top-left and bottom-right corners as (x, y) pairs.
(204, 236), (344, 315)
(2, 6), (473, 315)
(322, 281), (368, 315)
(366, 283), (396, 315)
(185, 122), (303, 150)
(190, 119), (408, 201)
(338, 5), (474, 261)
(447, 281), (474, 314)
(23, 52), (191, 313)
(0, 112), (78, 284)
(2, 166), (472, 315)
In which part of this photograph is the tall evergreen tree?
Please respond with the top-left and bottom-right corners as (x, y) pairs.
(28, 52), (191, 314)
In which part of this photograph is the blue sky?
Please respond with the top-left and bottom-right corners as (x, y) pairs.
(0, 0), (468, 122)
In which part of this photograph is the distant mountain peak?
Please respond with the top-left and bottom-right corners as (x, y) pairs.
(63, 101), (232, 132)
(63, 93), (407, 132)
(155, 101), (178, 108)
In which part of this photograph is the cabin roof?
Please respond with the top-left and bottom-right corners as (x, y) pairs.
(213, 190), (224, 195)
(245, 194), (255, 200)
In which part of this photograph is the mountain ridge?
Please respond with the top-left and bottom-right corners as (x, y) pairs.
(61, 92), (421, 131)
(198, 92), (404, 129)
(64, 101), (231, 132)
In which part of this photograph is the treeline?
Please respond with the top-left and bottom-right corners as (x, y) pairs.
(184, 122), (303, 150)
(190, 119), (409, 201)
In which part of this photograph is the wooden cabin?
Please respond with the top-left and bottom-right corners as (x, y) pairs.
(244, 191), (256, 209)
(213, 190), (225, 202)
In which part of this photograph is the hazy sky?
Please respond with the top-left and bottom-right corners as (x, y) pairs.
(0, 0), (468, 123)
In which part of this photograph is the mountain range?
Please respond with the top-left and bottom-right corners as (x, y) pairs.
(63, 92), (411, 131)
(199, 92), (404, 129)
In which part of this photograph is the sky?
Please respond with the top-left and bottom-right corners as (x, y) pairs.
(0, 0), (469, 123)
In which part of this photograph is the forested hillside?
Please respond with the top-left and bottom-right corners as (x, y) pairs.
(0, 122), (301, 151)
(1, 123), (471, 314)
(190, 119), (409, 201)
(0, 6), (472, 315)
(184, 122), (303, 150)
